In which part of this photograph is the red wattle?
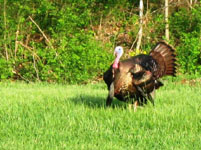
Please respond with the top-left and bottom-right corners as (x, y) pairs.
(113, 57), (120, 69)
(112, 62), (119, 69)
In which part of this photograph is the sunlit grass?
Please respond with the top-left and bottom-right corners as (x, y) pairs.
(0, 80), (200, 149)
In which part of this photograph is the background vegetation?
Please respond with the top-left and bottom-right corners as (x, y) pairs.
(0, 0), (201, 83)
(0, 1), (200, 149)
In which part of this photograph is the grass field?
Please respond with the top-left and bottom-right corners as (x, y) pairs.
(0, 79), (200, 150)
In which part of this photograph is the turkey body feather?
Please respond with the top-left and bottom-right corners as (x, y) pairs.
(103, 41), (177, 107)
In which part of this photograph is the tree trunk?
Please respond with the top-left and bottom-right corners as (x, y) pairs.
(136, 0), (143, 51)
(190, 0), (193, 5)
(3, 0), (9, 61)
(165, 0), (169, 41)
(186, 0), (193, 9)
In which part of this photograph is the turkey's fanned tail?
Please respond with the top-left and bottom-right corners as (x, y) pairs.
(149, 41), (177, 78)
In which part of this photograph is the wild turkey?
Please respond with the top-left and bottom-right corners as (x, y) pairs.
(103, 41), (177, 110)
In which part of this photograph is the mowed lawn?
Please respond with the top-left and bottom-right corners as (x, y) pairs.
(0, 79), (200, 150)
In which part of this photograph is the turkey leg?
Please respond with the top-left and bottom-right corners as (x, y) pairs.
(106, 82), (114, 106)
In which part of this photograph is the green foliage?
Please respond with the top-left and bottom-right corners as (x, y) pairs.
(176, 32), (201, 73)
(0, 0), (201, 83)
(0, 58), (13, 80)
(170, 6), (201, 74)
(0, 0), (113, 83)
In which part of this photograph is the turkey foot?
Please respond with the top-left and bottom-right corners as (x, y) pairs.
(128, 101), (138, 112)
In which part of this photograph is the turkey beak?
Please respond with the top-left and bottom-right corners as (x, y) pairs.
(113, 51), (117, 57)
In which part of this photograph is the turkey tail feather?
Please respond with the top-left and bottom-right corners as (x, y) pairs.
(149, 41), (177, 77)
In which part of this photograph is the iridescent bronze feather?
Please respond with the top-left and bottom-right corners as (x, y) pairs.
(103, 42), (177, 109)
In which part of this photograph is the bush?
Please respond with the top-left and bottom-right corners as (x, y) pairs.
(0, 59), (13, 80)
(0, 1), (201, 83)
(0, 0), (113, 83)
(170, 6), (201, 74)
(176, 32), (201, 74)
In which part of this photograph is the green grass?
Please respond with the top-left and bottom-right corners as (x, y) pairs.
(0, 80), (200, 150)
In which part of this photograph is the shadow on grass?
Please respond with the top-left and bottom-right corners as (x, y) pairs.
(70, 94), (127, 109)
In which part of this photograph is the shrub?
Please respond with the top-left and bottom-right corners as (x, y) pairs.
(0, 0), (113, 83)
(0, 59), (13, 80)
(0, 0), (201, 83)
(170, 6), (201, 74)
